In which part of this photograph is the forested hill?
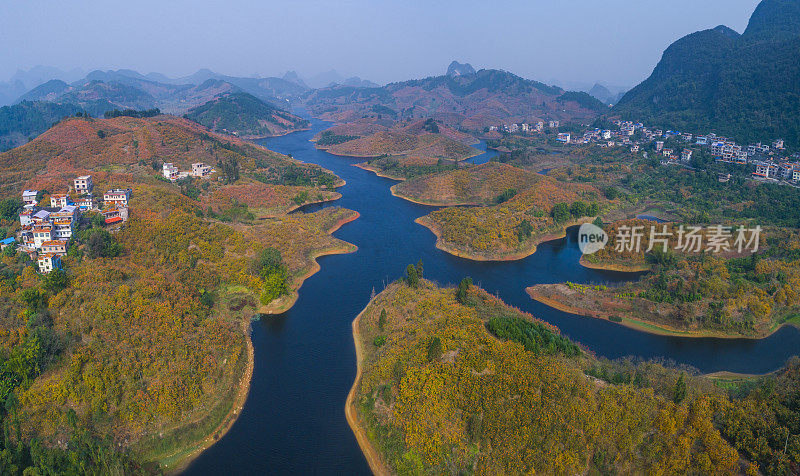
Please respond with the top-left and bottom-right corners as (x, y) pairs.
(612, 0), (800, 147)
(304, 67), (605, 131)
(184, 92), (309, 138)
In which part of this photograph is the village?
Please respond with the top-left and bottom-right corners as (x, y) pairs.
(3, 175), (132, 274)
(487, 119), (799, 185)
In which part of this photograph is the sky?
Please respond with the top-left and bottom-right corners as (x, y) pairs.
(0, 0), (762, 89)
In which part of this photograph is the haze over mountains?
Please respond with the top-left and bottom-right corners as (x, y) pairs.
(305, 64), (607, 130)
(613, 0), (800, 146)
(0, 63), (612, 153)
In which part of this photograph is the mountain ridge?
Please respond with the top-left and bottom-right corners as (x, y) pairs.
(612, 0), (800, 147)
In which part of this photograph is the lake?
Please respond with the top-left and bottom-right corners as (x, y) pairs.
(184, 118), (800, 475)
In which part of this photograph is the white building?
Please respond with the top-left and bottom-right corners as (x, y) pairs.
(37, 254), (61, 273)
(22, 190), (38, 206)
(163, 163), (179, 180)
(655, 141), (664, 152)
(548, 120), (559, 128)
(32, 225), (53, 248)
(681, 149), (693, 162)
(74, 175), (93, 194)
(31, 210), (51, 224)
(40, 240), (67, 256)
(191, 162), (213, 178)
(19, 208), (34, 227)
(104, 189), (131, 208)
(75, 195), (95, 210)
(557, 132), (571, 143)
(50, 193), (71, 208)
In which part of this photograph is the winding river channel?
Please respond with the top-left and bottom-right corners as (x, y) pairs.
(185, 118), (800, 475)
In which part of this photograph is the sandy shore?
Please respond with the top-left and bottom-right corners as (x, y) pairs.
(346, 302), (392, 476)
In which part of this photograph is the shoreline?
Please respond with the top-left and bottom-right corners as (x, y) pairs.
(226, 126), (312, 140)
(260, 211), (360, 315)
(165, 210), (360, 471)
(345, 300), (392, 476)
(527, 287), (797, 340)
(578, 255), (652, 272)
(353, 162), (406, 181)
(415, 215), (594, 262)
(389, 184), (483, 207)
(160, 328), (255, 474)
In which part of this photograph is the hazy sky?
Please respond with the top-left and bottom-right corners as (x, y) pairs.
(0, 0), (761, 88)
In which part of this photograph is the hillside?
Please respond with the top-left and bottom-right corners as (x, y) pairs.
(0, 100), (85, 152)
(613, 0), (800, 147)
(392, 162), (544, 206)
(184, 92), (309, 138)
(346, 279), (795, 474)
(0, 115), (341, 211)
(416, 175), (606, 260)
(304, 67), (604, 131)
(0, 115), (356, 471)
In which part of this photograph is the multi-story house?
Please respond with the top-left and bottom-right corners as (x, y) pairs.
(75, 195), (95, 210)
(32, 225), (53, 248)
(681, 149), (693, 162)
(40, 240), (67, 256)
(32, 210), (51, 225)
(50, 192), (71, 208)
(22, 190), (38, 206)
(557, 133), (571, 143)
(190, 163), (212, 177)
(104, 189), (131, 208)
(37, 254), (61, 273)
(74, 175), (93, 194)
(19, 208), (34, 227)
(163, 163), (179, 180)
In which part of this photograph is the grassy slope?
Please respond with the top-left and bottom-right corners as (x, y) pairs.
(349, 280), (741, 475)
(0, 115), (357, 471)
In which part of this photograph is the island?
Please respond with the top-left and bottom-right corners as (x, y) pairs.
(347, 269), (799, 474)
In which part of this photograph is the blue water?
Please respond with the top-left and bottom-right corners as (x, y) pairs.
(184, 118), (800, 475)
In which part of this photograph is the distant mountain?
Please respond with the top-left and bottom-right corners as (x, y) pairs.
(56, 80), (158, 116)
(282, 71), (309, 89)
(0, 80), (27, 107)
(305, 66), (602, 130)
(613, 0), (800, 147)
(588, 83), (615, 105)
(9, 66), (85, 90)
(0, 101), (85, 152)
(304, 70), (378, 89)
(305, 70), (348, 89)
(556, 92), (609, 113)
(15, 79), (71, 103)
(341, 77), (380, 88)
(184, 92), (309, 138)
(446, 61), (476, 77)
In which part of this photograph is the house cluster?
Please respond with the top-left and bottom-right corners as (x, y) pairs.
(9, 175), (132, 273)
(162, 162), (214, 181)
(488, 120), (559, 134)
(575, 120), (797, 184)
